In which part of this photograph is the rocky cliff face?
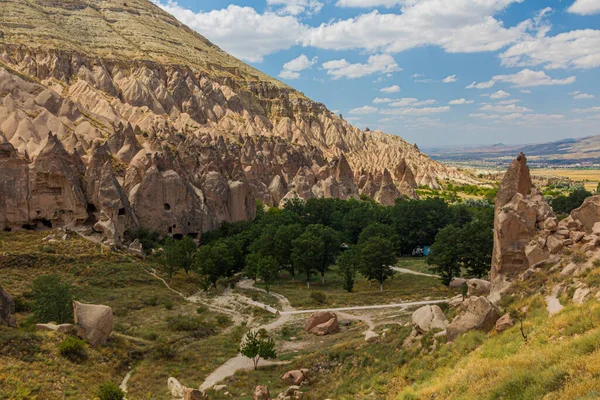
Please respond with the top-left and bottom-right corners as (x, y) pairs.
(0, 0), (475, 245)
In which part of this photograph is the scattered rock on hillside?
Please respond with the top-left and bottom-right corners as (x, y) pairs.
(36, 323), (75, 334)
(282, 369), (309, 385)
(0, 286), (16, 328)
(449, 278), (467, 289)
(128, 239), (144, 257)
(73, 301), (113, 346)
(411, 305), (449, 333)
(277, 386), (301, 400)
(495, 313), (514, 333)
(573, 286), (591, 305)
(184, 388), (208, 400)
(447, 296), (501, 341)
(304, 311), (339, 336)
(365, 330), (380, 343)
(168, 377), (186, 398)
(253, 385), (271, 400)
(466, 279), (491, 297)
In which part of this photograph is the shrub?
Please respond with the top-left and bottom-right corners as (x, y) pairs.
(196, 305), (209, 314)
(310, 291), (327, 305)
(31, 275), (74, 324)
(96, 382), (124, 400)
(571, 251), (588, 265)
(59, 336), (87, 362)
(167, 315), (216, 338)
(164, 299), (174, 310)
(215, 314), (232, 327)
(152, 339), (176, 360)
(14, 296), (32, 313)
(143, 296), (158, 307)
(132, 228), (161, 251)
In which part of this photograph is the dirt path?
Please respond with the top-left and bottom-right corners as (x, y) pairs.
(280, 299), (449, 315)
(391, 266), (439, 278)
(545, 286), (564, 316)
(119, 370), (133, 400)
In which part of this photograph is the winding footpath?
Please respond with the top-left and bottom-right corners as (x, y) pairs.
(143, 267), (450, 392)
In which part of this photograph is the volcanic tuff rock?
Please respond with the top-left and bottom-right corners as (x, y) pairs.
(0, 0), (475, 241)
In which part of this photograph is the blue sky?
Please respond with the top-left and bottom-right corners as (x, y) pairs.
(153, 0), (600, 147)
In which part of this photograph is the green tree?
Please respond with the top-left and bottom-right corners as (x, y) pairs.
(162, 237), (183, 284)
(306, 224), (341, 282)
(245, 253), (279, 293)
(31, 275), (74, 324)
(179, 236), (198, 276)
(337, 246), (359, 292)
(427, 225), (463, 285)
(459, 220), (493, 278)
(551, 186), (592, 215)
(195, 240), (235, 288)
(291, 232), (324, 288)
(239, 329), (277, 370)
(359, 237), (396, 291)
(274, 224), (304, 282)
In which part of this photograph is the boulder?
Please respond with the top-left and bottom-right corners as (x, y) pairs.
(282, 369), (309, 385)
(304, 311), (339, 335)
(128, 239), (144, 257)
(449, 294), (464, 307)
(253, 385), (271, 400)
(449, 278), (467, 289)
(495, 313), (514, 333)
(411, 305), (449, 333)
(447, 296), (501, 341)
(571, 196), (600, 233)
(525, 243), (549, 268)
(168, 377), (186, 399)
(276, 386), (301, 400)
(73, 301), (113, 346)
(365, 330), (380, 343)
(35, 323), (75, 333)
(0, 286), (16, 328)
(184, 388), (208, 400)
(466, 279), (491, 297)
(573, 287), (591, 305)
(213, 385), (227, 392)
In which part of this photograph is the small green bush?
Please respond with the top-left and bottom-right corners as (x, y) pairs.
(14, 296), (32, 313)
(167, 315), (216, 338)
(164, 299), (174, 310)
(215, 314), (232, 327)
(59, 336), (87, 362)
(96, 382), (124, 400)
(310, 291), (327, 305)
(143, 296), (158, 307)
(152, 339), (176, 360)
(196, 305), (208, 314)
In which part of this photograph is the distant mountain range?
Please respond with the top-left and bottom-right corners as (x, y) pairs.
(426, 134), (600, 167)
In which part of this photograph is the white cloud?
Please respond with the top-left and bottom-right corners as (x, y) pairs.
(497, 99), (521, 105)
(521, 89), (532, 94)
(279, 54), (317, 79)
(154, 2), (306, 62)
(373, 97), (394, 103)
(322, 54), (401, 79)
(500, 29), (600, 70)
(569, 91), (595, 99)
(349, 105), (378, 114)
(301, 1), (534, 55)
(479, 103), (532, 113)
(267, 0), (323, 15)
(412, 73), (424, 78)
(389, 98), (437, 107)
(443, 75), (457, 83)
(336, 0), (404, 6)
(568, 0), (600, 15)
(490, 90), (511, 99)
(573, 106), (600, 113)
(380, 106), (450, 116)
(470, 113), (564, 124)
(467, 69), (576, 89)
(380, 84), (401, 93)
(449, 98), (474, 105)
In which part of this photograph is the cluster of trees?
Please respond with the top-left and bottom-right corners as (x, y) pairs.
(549, 186), (593, 216)
(161, 196), (495, 291)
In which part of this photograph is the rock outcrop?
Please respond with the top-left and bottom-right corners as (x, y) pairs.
(0, 0), (477, 240)
(490, 153), (555, 302)
(304, 311), (339, 336)
(253, 385), (271, 400)
(411, 305), (449, 333)
(0, 286), (16, 328)
(446, 296), (501, 341)
(73, 301), (113, 346)
(282, 369), (309, 385)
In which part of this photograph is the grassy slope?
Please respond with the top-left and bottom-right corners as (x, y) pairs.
(0, 231), (243, 399)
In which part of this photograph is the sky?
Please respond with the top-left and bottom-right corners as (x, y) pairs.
(152, 0), (600, 147)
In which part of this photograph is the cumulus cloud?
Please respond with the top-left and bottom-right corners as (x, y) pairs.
(500, 29), (600, 70)
(267, 0), (323, 15)
(490, 90), (511, 99)
(443, 75), (458, 83)
(373, 97), (394, 103)
(470, 113), (564, 124)
(349, 105), (378, 114)
(381, 85), (401, 93)
(336, 0), (404, 6)
(449, 98), (474, 105)
(467, 69), (576, 89)
(479, 103), (532, 113)
(380, 106), (450, 116)
(390, 98), (437, 107)
(573, 106), (600, 113)
(521, 89), (532, 94)
(568, 0), (600, 15)
(301, 0), (534, 55)
(497, 99), (521, 105)
(279, 54), (318, 79)
(569, 91), (595, 99)
(322, 54), (401, 79)
(153, 2), (306, 62)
